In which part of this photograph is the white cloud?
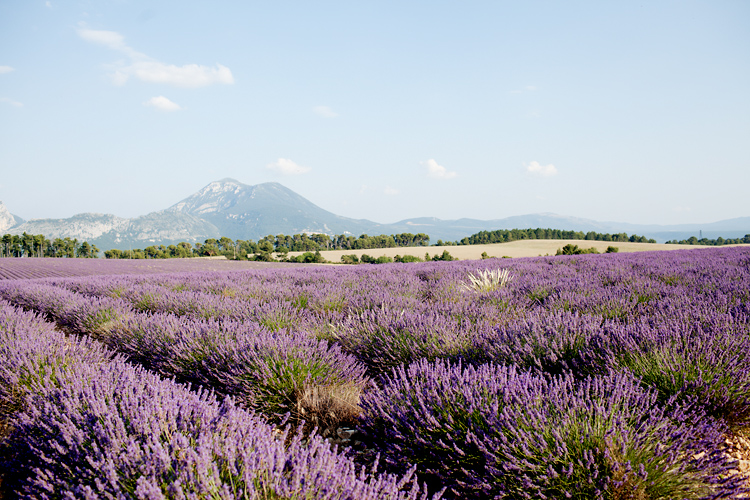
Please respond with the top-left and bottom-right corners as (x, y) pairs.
(313, 105), (338, 118)
(77, 26), (234, 88)
(422, 159), (457, 179)
(122, 61), (233, 87)
(77, 28), (132, 53)
(525, 161), (558, 177)
(143, 95), (182, 111)
(0, 97), (23, 107)
(266, 158), (311, 176)
(45, 1), (52, 7)
(0, 66), (15, 74)
(509, 85), (538, 94)
(384, 186), (399, 196)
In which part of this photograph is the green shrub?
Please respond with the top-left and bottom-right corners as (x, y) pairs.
(292, 251), (326, 264)
(432, 250), (456, 261)
(395, 254), (422, 263)
(556, 244), (599, 256)
(340, 254), (359, 264)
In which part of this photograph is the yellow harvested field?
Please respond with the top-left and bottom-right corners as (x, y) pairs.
(288, 240), (750, 262)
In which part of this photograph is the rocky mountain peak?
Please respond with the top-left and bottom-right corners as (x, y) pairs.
(0, 201), (19, 233)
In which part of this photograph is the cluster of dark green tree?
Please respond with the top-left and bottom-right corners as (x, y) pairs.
(1, 233), (99, 258)
(457, 228), (656, 245)
(271, 232), (431, 252)
(555, 244), (620, 256)
(665, 234), (750, 246)
(103, 233), (431, 261)
(339, 250), (455, 265)
(104, 237), (258, 260)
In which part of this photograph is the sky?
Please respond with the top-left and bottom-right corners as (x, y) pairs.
(1, 1), (748, 226)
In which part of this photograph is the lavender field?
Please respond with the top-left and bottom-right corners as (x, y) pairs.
(1, 247), (750, 499)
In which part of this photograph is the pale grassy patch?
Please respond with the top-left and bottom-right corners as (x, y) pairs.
(461, 268), (514, 293)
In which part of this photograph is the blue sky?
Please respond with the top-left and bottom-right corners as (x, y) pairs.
(1, 1), (748, 226)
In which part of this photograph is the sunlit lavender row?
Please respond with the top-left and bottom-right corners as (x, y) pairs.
(1, 247), (749, 498)
(0, 301), (438, 499)
(0, 257), (306, 280)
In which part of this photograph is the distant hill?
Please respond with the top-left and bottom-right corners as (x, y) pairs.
(0, 201), (23, 233)
(165, 178), (390, 239)
(4, 179), (749, 249)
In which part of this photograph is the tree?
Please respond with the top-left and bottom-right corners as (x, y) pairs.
(432, 250), (455, 261)
(76, 241), (92, 258)
(1, 234), (11, 257)
(340, 254), (359, 264)
(253, 240), (275, 261)
(105, 249), (123, 259)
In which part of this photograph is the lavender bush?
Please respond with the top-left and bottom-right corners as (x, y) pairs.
(359, 358), (745, 499)
(0, 301), (438, 500)
(466, 309), (608, 376)
(603, 315), (750, 426)
(0, 282), (370, 434)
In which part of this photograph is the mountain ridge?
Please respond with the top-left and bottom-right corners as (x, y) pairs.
(4, 180), (749, 249)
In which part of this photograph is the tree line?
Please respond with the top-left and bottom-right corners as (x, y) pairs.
(1, 233), (99, 258)
(103, 232), (432, 260)
(454, 228), (656, 246)
(2, 227), (664, 261)
(665, 234), (750, 246)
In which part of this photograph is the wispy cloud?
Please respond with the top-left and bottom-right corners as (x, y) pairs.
(384, 186), (399, 196)
(510, 85), (538, 94)
(143, 95), (182, 111)
(422, 159), (457, 179)
(0, 66), (15, 74)
(313, 105), (338, 118)
(77, 26), (234, 88)
(0, 97), (23, 107)
(525, 160), (558, 177)
(266, 158), (311, 176)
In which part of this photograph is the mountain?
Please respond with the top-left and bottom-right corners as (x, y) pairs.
(0, 201), (23, 232)
(166, 178), (392, 239)
(3, 179), (749, 249)
(7, 211), (221, 250)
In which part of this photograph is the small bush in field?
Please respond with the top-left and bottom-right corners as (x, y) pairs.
(556, 244), (599, 255)
(341, 254), (359, 264)
(395, 254), (422, 263)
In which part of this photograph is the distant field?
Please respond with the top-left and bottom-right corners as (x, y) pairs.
(0, 257), (306, 280)
(289, 239), (750, 262)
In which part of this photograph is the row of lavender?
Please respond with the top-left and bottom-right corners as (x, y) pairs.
(0, 301), (436, 499)
(0, 256), (306, 280)
(1, 247), (749, 497)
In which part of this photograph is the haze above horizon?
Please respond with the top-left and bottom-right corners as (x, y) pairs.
(1, 1), (748, 226)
